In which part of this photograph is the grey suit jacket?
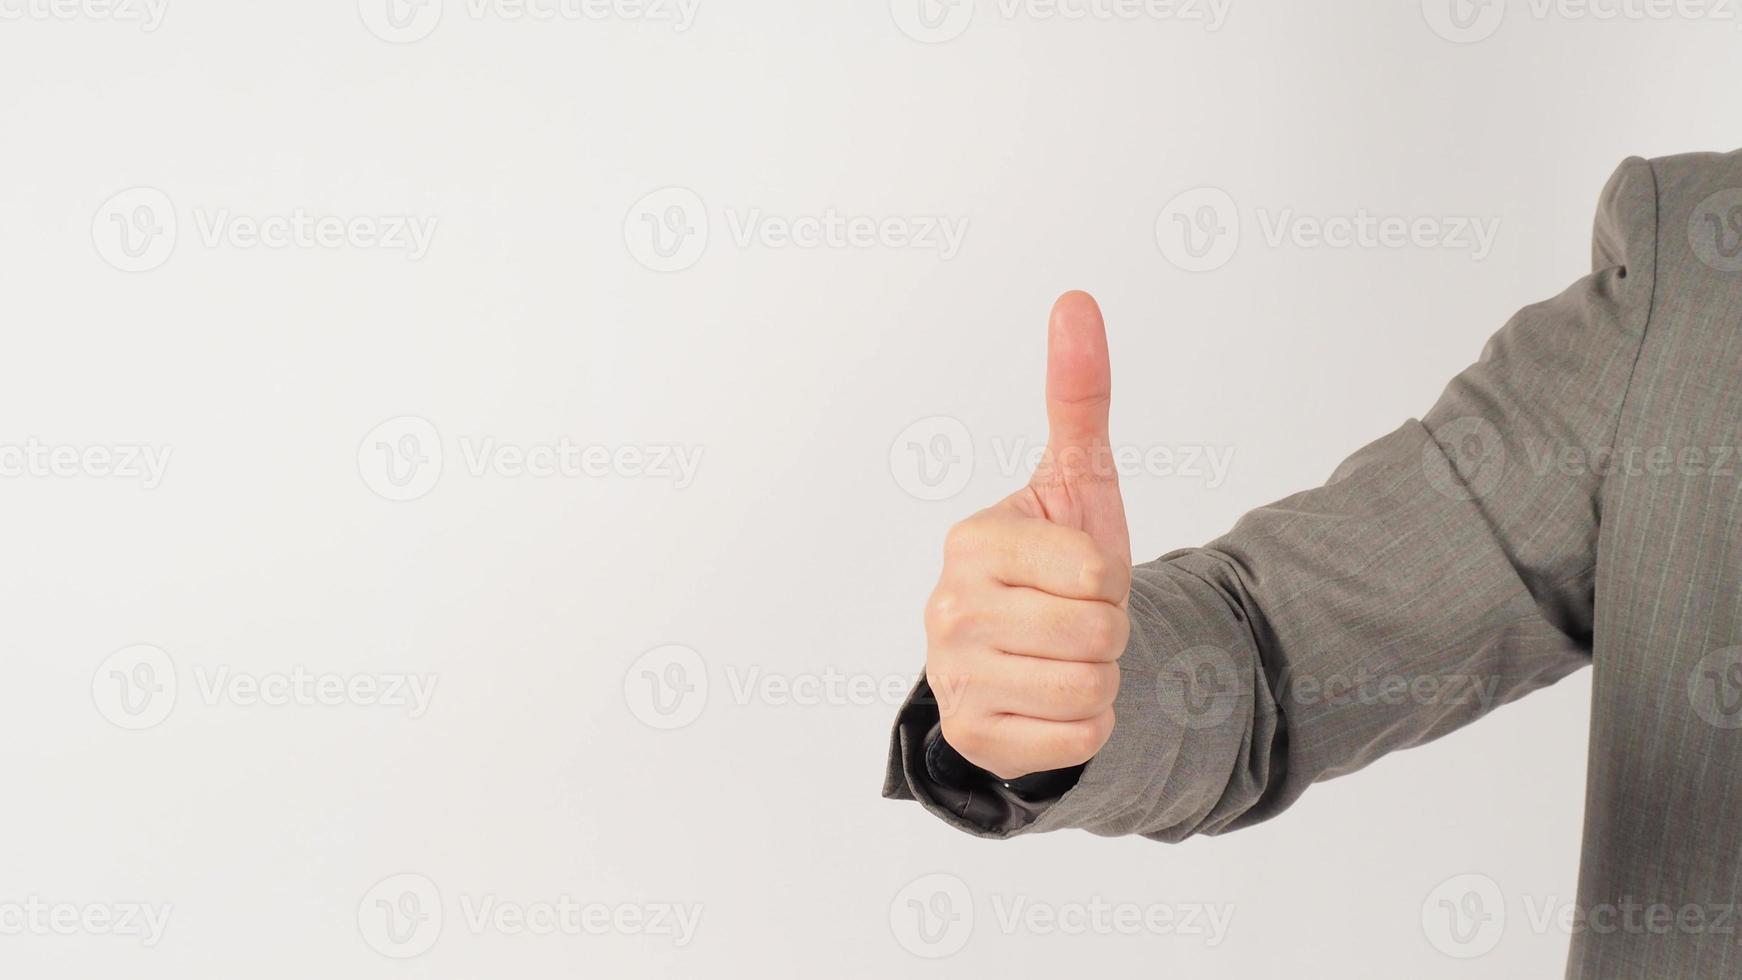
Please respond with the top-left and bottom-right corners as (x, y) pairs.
(884, 150), (1742, 978)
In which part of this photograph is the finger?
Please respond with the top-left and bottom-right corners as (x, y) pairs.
(969, 648), (1120, 721)
(945, 510), (1130, 602)
(978, 589), (1130, 662)
(946, 710), (1116, 781)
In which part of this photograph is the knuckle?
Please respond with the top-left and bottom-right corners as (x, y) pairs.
(1058, 719), (1106, 763)
(1078, 550), (1130, 598)
(939, 714), (987, 759)
(1085, 606), (1130, 657)
(1110, 563), (1133, 598)
(943, 519), (981, 560)
(1092, 663), (1122, 707)
(924, 589), (972, 639)
(1078, 663), (1120, 708)
(1078, 551), (1112, 594)
(1091, 710), (1117, 748)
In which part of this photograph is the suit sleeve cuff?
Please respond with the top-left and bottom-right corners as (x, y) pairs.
(882, 551), (1265, 840)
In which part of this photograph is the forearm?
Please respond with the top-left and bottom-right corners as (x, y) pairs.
(886, 422), (1595, 841)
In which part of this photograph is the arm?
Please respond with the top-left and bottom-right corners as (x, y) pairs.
(884, 156), (1659, 840)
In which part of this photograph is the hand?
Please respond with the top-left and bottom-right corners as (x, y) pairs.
(924, 291), (1133, 781)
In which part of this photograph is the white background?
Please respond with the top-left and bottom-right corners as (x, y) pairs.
(2, 0), (1740, 976)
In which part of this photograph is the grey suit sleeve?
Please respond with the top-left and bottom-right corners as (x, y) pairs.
(883, 156), (1661, 840)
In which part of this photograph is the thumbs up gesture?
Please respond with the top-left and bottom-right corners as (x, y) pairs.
(925, 292), (1133, 781)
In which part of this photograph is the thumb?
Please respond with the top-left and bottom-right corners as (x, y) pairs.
(1042, 290), (1115, 483)
(1031, 290), (1131, 571)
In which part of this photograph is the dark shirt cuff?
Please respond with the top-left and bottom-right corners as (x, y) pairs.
(923, 726), (1084, 802)
(883, 675), (1087, 837)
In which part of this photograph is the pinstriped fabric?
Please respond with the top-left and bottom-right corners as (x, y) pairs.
(1575, 151), (1742, 979)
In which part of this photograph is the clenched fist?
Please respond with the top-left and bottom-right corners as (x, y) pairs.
(924, 291), (1133, 781)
